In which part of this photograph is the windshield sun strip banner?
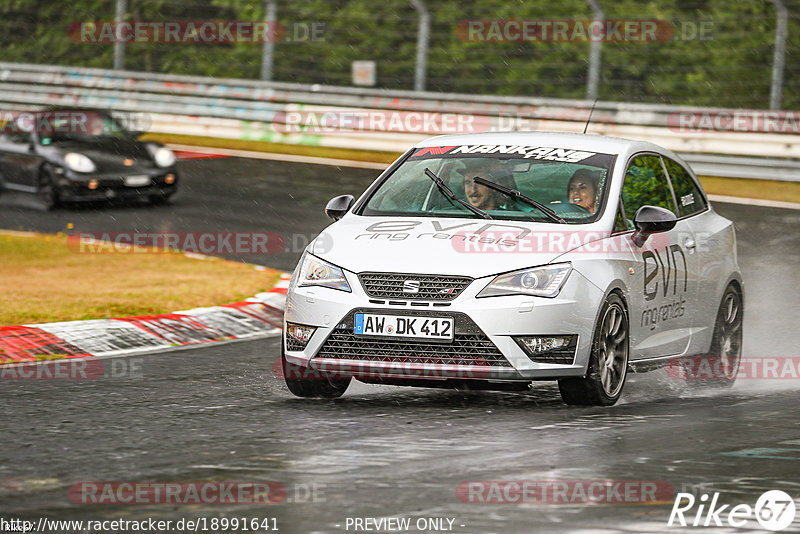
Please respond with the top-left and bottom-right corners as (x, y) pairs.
(409, 145), (615, 167)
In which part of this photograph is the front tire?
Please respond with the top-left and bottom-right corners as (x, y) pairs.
(559, 294), (629, 406)
(37, 166), (61, 210)
(282, 349), (351, 398)
(149, 193), (172, 206)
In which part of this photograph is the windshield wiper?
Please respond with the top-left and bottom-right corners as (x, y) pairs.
(473, 176), (566, 224)
(424, 168), (492, 220)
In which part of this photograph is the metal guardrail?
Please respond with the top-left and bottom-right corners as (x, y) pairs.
(681, 154), (800, 181)
(1, 62), (799, 182)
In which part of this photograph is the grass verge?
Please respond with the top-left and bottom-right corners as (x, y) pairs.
(0, 232), (281, 326)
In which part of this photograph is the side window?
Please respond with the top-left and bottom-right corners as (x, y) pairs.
(613, 203), (629, 233)
(664, 158), (708, 218)
(621, 155), (676, 225)
(0, 117), (31, 145)
(4, 130), (31, 145)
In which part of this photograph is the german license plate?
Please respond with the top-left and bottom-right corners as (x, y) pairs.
(354, 313), (453, 341)
(124, 175), (150, 187)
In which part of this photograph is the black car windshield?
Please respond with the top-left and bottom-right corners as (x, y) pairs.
(359, 145), (617, 223)
(35, 110), (133, 144)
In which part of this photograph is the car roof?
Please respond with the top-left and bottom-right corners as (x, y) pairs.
(415, 131), (665, 156)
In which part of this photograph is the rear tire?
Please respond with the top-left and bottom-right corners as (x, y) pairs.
(685, 284), (743, 388)
(559, 294), (629, 406)
(282, 348), (351, 398)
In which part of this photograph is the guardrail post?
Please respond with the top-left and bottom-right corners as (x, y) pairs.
(409, 0), (430, 92)
(261, 0), (278, 81)
(770, 0), (788, 110)
(585, 0), (603, 101)
(113, 0), (127, 70)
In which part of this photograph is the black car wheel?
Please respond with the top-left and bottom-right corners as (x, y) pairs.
(149, 193), (172, 206)
(559, 294), (629, 406)
(37, 166), (60, 210)
(684, 284), (743, 388)
(282, 347), (351, 398)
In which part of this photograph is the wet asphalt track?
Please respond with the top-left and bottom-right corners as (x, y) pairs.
(1, 156), (799, 533)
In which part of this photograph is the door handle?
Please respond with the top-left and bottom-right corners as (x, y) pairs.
(684, 239), (696, 251)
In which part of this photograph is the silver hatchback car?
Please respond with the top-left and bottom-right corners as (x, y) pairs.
(282, 132), (743, 405)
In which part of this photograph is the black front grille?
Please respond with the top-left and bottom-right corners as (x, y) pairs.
(315, 310), (510, 367)
(358, 273), (472, 301)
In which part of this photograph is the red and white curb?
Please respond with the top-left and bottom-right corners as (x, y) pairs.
(0, 273), (291, 368)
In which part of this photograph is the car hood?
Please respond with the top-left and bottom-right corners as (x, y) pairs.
(311, 215), (602, 278)
(46, 138), (157, 173)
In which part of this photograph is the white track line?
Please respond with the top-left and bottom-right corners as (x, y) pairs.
(169, 143), (388, 170)
(0, 229), (39, 237)
(709, 194), (800, 211)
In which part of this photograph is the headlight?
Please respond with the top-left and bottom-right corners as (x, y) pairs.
(147, 144), (176, 167)
(477, 262), (572, 298)
(64, 152), (96, 173)
(297, 253), (351, 292)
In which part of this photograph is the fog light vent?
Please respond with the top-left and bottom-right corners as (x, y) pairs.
(514, 335), (577, 365)
(285, 322), (316, 351)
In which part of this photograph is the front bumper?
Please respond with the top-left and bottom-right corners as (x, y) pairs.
(56, 169), (177, 202)
(284, 267), (605, 381)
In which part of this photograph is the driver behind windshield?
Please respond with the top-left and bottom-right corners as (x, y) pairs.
(458, 159), (517, 211)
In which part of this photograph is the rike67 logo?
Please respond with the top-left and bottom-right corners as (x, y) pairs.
(668, 490), (796, 531)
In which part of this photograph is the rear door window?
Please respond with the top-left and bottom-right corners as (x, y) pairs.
(663, 157), (708, 218)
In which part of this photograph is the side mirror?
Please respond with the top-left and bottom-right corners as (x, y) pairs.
(325, 194), (355, 221)
(631, 205), (677, 247)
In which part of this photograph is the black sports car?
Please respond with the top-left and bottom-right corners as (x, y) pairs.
(0, 108), (177, 208)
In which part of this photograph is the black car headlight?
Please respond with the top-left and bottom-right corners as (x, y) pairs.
(146, 144), (177, 167)
(64, 152), (96, 173)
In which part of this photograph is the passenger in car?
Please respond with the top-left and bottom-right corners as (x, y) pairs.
(567, 168), (601, 214)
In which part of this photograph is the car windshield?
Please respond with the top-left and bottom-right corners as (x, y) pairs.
(359, 145), (616, 223)
(35, 110), (132, 144)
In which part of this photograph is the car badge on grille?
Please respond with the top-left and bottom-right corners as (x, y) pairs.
(402, 280), (420, 293)
(439, 288), (456, 294)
